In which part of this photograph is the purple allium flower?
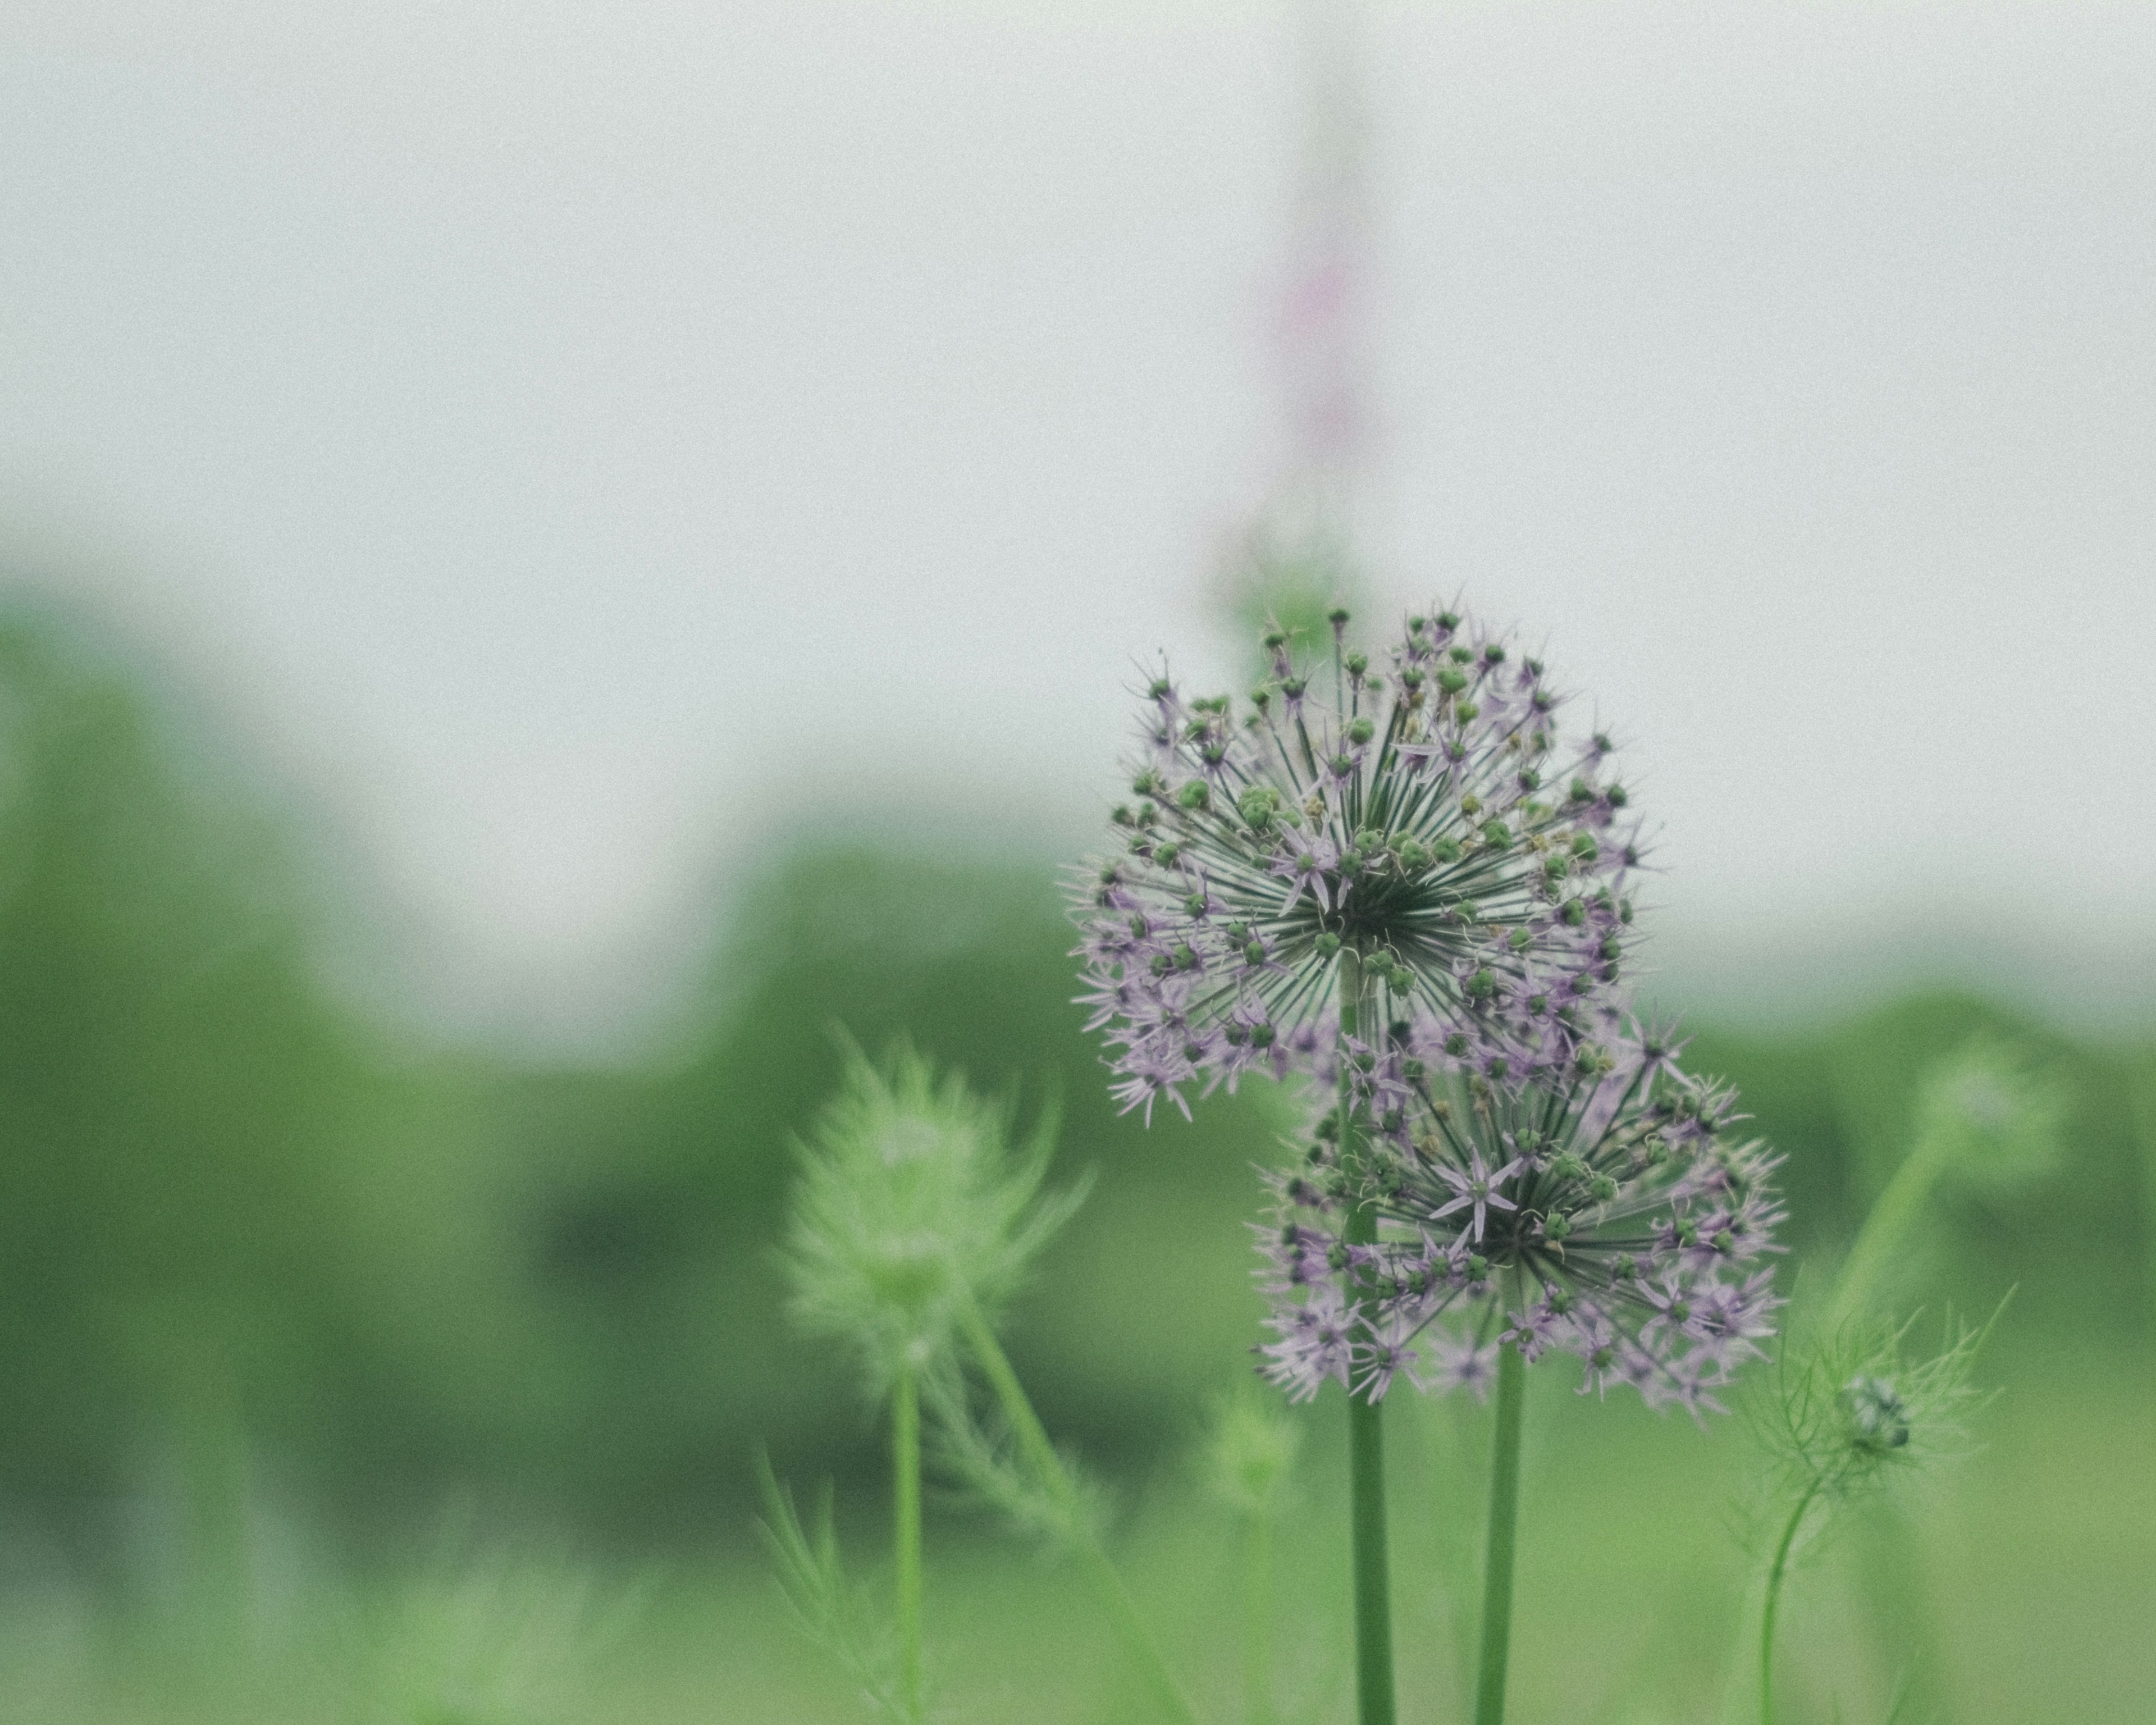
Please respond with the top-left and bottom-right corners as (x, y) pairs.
(1254, 1020), (1784, 1416)
(1072, 609), (1643, 1113)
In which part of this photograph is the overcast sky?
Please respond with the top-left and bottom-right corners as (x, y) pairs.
(3, 3), (2153, 1047)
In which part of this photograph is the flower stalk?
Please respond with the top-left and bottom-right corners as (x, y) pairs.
(892, 1364), (924, 1722)
(1338, 947), (1398, 1725)
(1472, 1339), (1526, 1725)
(1757, 1475), (1825, 1725)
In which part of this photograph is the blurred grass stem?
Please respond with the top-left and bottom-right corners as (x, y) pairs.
(956, 1298), (1199, 1725)
(1472, 1341), (1525, 1725)
(1243, 1504), (1276, 1725)
(893, 1364), (923, 1722)
(1339, 947), (1397, 1725)
(1828, 1130), (1952, 1327)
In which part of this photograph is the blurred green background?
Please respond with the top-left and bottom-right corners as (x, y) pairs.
(0, 595), (2149, 1723)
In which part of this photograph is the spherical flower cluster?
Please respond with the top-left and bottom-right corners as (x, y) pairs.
(1255, 1020), (1785, 1416)
(1072, 608), (1642, 1122)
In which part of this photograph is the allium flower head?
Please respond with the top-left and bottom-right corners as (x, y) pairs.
(1255, 1022), (1784, 1414)
(784, 1041), (1087, 1394)
(1072, 607), (1641, 1120)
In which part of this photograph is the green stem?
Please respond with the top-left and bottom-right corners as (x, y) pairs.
(957, 1301), (1200, 1725)
(893, 1364), (923, 1723)
(1243, 1506), (1276, 1725)
(1828, 1129), (1950, 1327)
(1759, 1477), (1825, 1725)
(1472, 1341), (1525, 1725)
(1337, 947), (1397, 1725)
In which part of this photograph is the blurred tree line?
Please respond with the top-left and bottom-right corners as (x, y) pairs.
(0, 595), (2148, 1567)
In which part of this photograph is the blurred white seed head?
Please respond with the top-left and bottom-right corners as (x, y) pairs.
(1199, 1385), (1303, 1519)
(783, 1039), (1089, 1397)
(1912, 1037), (2066, 1193)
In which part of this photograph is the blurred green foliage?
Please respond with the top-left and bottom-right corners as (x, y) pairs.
(0, 591), (2149, 1562)
(0, 595), (2152, 1721)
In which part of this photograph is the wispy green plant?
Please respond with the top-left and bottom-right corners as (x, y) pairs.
(784, 1039), (1088, 1395)
(770, 1038), (1090, 1724)
(926, 1308), (1202, 1725)
(1750, 1311), (1996, 1725)
(756, 1461), (915, 1725)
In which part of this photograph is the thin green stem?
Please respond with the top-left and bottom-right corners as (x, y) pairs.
(1243, 1506), (1276, 1725)
(1337, 947), (1397, 1725)
(892, 1364), (923, 1723)
(1828, 1129), (1951, 1327)
(1759, 1477), (1825, 1725)
(956, 1300), (1200, 1725)
(1472, 1341), (1526, 1725)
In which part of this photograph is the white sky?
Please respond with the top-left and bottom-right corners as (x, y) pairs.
(3, 3), (2153, 1046)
